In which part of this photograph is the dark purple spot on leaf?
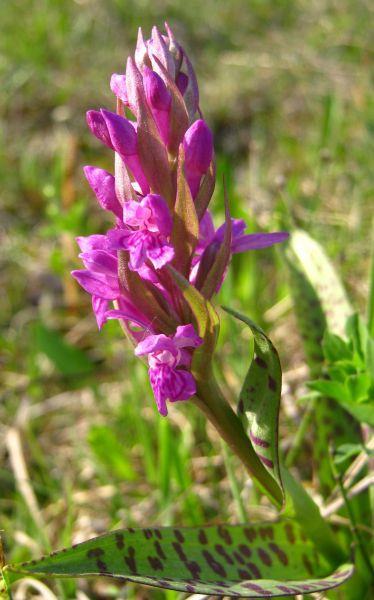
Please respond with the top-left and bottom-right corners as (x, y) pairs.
(259, 526), (273, 540)
(148, 556), (163, 571)
(115, 533), (124, 549)
(268, 375), (277, 391)
(257, 548), (272, 566)
(238, 544), (252, 557)
(172, 542), (187, 562)
(202, 550), (226, 578)
(238, 399), (244, 414)
(243, 582), (270, 594)
(249, 432), (270, 448)
(144, 529), (153, 539)
(258, 454), (274, 468)
(154, 540), (166, 560)
(284, 523), (296, 544)
(277, 585), (299, 593)
(215, 544), (234, 564)
(247, 562), (261, 578)
(217, 525), (232, 544)
(174, 529), (184, 543)
(97, 559), (108, 573)
(185, 584), (195, 593)
(244, 527), (257, 542)
(233, 550), (245, 564)
(124, 546), (137, 573)
(87, 548), (104, 559)
(186, 560), (201, 579)
(154, 528), (162, 539)
(268, 542), (288, 565)
(198, 529), (208, 544)
(238, 568), (252, 580)
(302, 553), (314, 575)
(255, 355), (267, 369)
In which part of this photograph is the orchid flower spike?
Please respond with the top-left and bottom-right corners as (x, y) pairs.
(73, 24), (289, 416)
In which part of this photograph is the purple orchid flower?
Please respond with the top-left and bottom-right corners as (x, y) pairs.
(191, 211), (289, 290)
(107, 194), (174, 271)
(71, 235), (150, 330)
(135, 325), (202, 415)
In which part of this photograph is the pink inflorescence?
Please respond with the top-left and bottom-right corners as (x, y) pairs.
(72, 24), (288, 415)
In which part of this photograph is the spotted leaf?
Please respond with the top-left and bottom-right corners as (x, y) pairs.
(2, 520), (353, 597)
(222, 307), (283, 498)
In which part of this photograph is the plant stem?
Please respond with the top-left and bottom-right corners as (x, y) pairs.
(193, 377), (283, 508)
(220, 440), (248, 522)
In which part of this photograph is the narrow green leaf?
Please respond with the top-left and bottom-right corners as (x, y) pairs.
(288, 230), (352, 338)
(282, 230), (364, 499)
(171, 146), (199, 277)
(222, 307), (283, 497)
(4, 521), (354, 597)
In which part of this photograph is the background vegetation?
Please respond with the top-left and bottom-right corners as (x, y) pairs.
(1, 0), (372, 598)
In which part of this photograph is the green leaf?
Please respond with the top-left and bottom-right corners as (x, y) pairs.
(3, 521), (354, 597)
(287, 230), (352, 339)
(282, 230), (364, 499)
(308, 379), (350, 402)
(222, 307), (283, 498)
(33, 322), (93, 376)
(323, 331), (351, 363)
(87, 426), (136, 481)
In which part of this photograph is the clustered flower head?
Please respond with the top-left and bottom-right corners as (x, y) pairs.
(72, 24), (288, 415)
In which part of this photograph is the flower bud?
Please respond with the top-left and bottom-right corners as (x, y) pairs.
(183, 119), (213, 197)
(110, 74), (128, 104)
(143, 67), (171, 145)
(86, 110), (113, 149)
(100, 109), (149, 195)
(83, 166), (123, 219)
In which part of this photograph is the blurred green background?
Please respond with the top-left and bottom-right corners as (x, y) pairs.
(1, 0), (372, 598)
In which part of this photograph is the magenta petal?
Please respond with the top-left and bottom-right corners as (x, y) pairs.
(135, 333), (173, 357)
(183, 119), (213, 175)
(110, 73), (128, 103)
(83, 166), (123, 218)
(232, 231), (289, 254)
(168, 369), (197, 401)
(92, 296), (109, 330)
(147, 238), (174, 270)
(86, 110), (113, 149)
(144, 194), (173, 236)
(176, 72), (188, 96)
(215, 218), (246, 243)
(100, 109), (138, 157)
(174, 325), (203, 349)
(76, 235), (109, 252)
(71, 270), (119, 300)
(79, 250), (118, 276)
(143, 67), (171, 111)
(105, 309), (149, 329)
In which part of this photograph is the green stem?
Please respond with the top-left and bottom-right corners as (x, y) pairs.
(193, 377), (283, 508)
(220, 440), (248, 522)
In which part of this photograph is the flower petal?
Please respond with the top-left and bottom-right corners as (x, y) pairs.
(232, 231), (289, 254)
